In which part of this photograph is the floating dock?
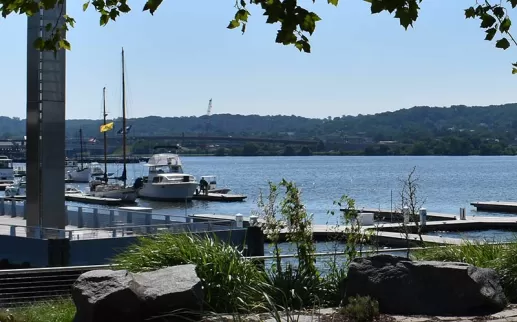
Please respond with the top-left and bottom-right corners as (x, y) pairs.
(350, 208), (457, 221)
(64, 194), (123, 206)
(471, 201), (517, 214)
(192, 193), (247, 202)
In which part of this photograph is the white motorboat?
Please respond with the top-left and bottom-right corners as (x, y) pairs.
(134, 153), (198, 201)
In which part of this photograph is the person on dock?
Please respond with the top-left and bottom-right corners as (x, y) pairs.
(199, 177), (209, 195)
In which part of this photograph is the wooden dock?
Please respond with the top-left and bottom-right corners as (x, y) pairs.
(192, 193), (247, 202)
(64, 194), (123, 206)
(471, 201), (517, 213)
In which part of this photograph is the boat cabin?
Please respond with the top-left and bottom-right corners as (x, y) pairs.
(145, 153), (185, 174)
(144, 173), (195, 184)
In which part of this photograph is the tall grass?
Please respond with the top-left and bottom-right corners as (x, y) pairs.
(112, 232), (267, 313)
(0, 299), (75, 322)
(413, 239), (517, 301)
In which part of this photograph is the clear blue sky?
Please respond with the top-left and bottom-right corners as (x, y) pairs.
(1, 0), (516, 120)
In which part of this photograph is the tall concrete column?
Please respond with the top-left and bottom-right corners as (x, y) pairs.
(26, 2), (67, 237)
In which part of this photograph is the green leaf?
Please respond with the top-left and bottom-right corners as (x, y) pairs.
(143, 0), (163, 15)
(33, 37), (44, 50)
(45, 23), (52, 32)
(493, 6), (505, 19)
(464, 7), (476, 19)
(510, 0), (517, 8)
(241, 23), (246, 34)
(227, 19), (240, 29)
(496, 37), (511, 49)
(485, 28), (497, 41)
(512, 62), (517, 67)
(59, 39), (71, 50)
(100, 14), (109, 25)
(513, 68), (517, 74)
(500, 17), (512, 33)
(328, 0), (338, 5)
(82, 1), (89, 11)
(240, 0), (246, 7)
(235, 9), (249, 22)
(370, 0), (384, 14)
(119, 3), (130, 13)
(480, 14), (497, 28)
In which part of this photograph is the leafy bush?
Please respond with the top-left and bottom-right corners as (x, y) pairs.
(113, 232), (267, 313)
(340, 295), (380, 322)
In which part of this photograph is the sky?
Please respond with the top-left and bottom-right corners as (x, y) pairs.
(1, 0), (517, 120)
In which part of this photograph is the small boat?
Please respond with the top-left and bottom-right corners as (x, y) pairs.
(6, 178), (82, 198)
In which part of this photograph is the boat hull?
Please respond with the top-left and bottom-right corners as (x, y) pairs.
(137, 182), (198, 201)
(92, 187), (138, 203)
(67, 169), (90, 183)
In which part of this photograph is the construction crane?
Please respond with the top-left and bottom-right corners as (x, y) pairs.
(205, 98), (212, 135)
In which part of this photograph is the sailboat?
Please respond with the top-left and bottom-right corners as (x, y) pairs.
(67, 129), (104, 182)
(89, 49), (137, 203)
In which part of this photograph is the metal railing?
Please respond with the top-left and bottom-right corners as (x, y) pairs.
(0, 219), (239, 240)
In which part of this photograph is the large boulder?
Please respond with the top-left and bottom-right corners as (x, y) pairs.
(344, 255), (507, 316)
(72, 264), (203, 322)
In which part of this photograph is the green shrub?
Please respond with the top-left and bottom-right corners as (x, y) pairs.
(113, 232), (267, 313)
(340, 295), (380, 322)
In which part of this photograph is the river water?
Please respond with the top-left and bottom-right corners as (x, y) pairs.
(44, 155), (517, 224)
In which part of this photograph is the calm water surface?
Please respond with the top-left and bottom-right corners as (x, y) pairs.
(47, 155), (517, 224)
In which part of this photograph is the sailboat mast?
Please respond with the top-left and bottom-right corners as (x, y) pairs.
(103, 87), (108, 182)
(79, 128), (84, 170)
(121, 48), (127, 187)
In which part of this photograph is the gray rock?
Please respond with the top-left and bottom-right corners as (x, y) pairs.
(344, 255), (507, 316)
(72, 265), (203, 322)
(72, 269), (141, 322)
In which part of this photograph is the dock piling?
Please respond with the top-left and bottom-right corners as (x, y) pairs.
(0, 198), (4, 216)
(235, 214), (244, 228)
(77, 207), (84, 228)
(419, 208), (427, 227)
(10, 200), (16, 218)
(402, 206), (409, 225)
(460, 208), (466, 220)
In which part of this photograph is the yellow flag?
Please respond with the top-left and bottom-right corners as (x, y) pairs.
(100, 122), (114, 133)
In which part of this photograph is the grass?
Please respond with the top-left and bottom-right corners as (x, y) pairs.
(112, 232), (268, 313)
(0, 299), (75, 322)
(413, 239), (517, 301)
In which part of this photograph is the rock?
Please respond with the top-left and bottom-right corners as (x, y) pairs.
(72, 264), (203, 322)
(344, 255), (507, 316)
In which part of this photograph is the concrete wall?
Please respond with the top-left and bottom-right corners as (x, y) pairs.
(0, 236), (48, 267)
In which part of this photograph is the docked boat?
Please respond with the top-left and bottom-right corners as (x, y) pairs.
(87, 49), (137, 204)
(6, 178), (81, 197)
(134, 153), (198, 201)
(13, 166), (26, 178)
(67, 130), (105, 183)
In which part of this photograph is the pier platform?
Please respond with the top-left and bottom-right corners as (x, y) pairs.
(192, 193), (247, 202)
(471, 201), (517, 213)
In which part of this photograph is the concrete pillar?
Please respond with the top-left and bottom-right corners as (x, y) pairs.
(26, 2), (67, 238)
(235, 213), (244, 228)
